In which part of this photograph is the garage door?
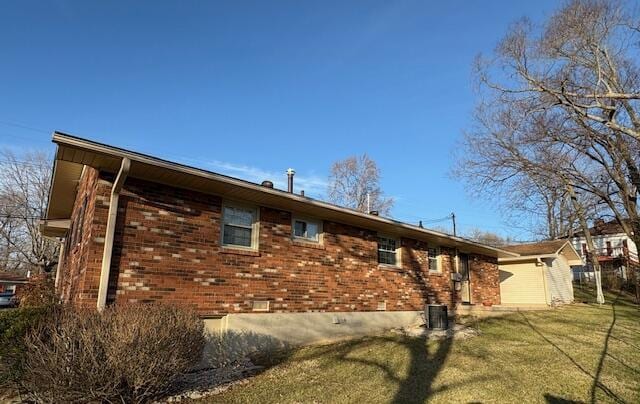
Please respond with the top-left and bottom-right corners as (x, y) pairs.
(499, 262), (547, 305)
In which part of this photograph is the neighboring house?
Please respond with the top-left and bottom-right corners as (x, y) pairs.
(0, 271), (28, 306)
(0, 271), (28, 293)
(498, 240), (582, 306)
(570, 219), (637, 281)
(41, 132), (519, 346)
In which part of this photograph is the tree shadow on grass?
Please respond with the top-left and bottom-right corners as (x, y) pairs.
(520, 292), (625, 404)
(389, 335), (452, 404)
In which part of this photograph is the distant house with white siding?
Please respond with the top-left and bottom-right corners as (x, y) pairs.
(570, 219), (636, 281)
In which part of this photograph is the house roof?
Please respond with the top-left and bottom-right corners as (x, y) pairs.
(0, 271), (29, 284)
(500, 240), (583, 265)
(502, 240), (569, 255)
(42, 131), (520, 258)
(573, 219), (628, 237)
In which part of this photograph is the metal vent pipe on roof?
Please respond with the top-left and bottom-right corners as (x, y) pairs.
(286, 168), (295, 193)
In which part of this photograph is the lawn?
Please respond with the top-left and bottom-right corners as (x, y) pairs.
(202, 289), (640, 403)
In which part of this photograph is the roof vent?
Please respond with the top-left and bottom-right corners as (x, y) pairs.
(286, 168), (295, 193)
(261, 180), (274, 188)
(369, 210), (379, 216)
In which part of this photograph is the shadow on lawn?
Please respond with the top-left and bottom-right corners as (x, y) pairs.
(285, 333), (494, 404)
(389, 335), (452, 404)
(521, 292), (625, 404)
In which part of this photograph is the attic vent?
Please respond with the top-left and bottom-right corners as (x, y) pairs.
(261, 180), (274, 188)
(252, 300), (270, 312)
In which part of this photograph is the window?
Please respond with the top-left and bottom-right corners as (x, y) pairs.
(378, 236), (400, 266)
(427, 246), (440, 272)
(252, 300), (270, 312)
(292, 217), (321, 242)
(222, 204), (258, 248)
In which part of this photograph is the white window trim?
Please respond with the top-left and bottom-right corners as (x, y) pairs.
(220, 201), (260, 250)
(377, 235), (402, 268)
(427, 245), (441, 273)
(291, 216), (323, 244)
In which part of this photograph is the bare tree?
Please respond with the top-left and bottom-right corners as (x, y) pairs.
(327, 154), (394, 216)
(0, 150), (58, 274)
(459, 0), (640, 273)
(465, 228), (514, 247)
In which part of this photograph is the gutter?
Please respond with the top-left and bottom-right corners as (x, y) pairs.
(498, 254), (558, 263)
(96, 157), (131, 311)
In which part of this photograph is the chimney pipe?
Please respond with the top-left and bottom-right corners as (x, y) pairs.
(286, 168), (295, 193)
(300, 190), (305, 197)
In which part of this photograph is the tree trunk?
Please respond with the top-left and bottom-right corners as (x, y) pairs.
(567, 184), (605, 304)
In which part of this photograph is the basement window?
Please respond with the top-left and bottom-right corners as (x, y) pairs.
(222, 203), (258, 249)
(252, 300), (270, 312)
(292, 217), (321, 242)
(378, 236), (400, 267)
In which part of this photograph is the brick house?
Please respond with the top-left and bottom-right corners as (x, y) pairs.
(41, 132), (517, 346)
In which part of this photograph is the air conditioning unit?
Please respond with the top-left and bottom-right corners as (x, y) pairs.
(425, 304), (448, 330)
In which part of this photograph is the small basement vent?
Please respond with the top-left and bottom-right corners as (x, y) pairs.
(377, 301), (387, 311)
(252, 300), (270, 312)
(426, 304), (448, 330)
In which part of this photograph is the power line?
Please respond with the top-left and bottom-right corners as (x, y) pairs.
(0, 120), (49, 134)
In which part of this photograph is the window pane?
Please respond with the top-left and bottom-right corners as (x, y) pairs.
(378, 237), (396, 252)
(224, 206), (253, 227)
(378, 250), (396, 265)
(294, 220), (307, 238)
(293, 219), (320, 241)
(223, 225), (252, 247)
(429, 257), (438, 271)
(427, 247), (438, 271)
(306, 222), (319, 240)
(378, 236), (398, 265)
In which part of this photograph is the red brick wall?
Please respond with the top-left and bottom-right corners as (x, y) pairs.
(57, 167), (112, 308)
(58, 172), (501, 314)
(469, 254), (500, 306)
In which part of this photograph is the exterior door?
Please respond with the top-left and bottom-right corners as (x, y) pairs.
(459, 253), (471, 304)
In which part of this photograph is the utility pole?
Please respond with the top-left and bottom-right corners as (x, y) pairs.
(451, 212), (457, 237)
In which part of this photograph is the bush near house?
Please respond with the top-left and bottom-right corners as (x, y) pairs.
(0, 306), (51, 388)
(1, 303), (206, 403)
(14, 275), (57, 308)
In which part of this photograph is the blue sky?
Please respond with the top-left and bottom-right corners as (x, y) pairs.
(0, 0), (560, 239)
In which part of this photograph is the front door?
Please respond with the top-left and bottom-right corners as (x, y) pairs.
(459, 253), (471, 304)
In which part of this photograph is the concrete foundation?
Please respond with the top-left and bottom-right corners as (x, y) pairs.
(202, 310), (424, 366)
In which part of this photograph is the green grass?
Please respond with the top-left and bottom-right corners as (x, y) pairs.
(201, 288), (640, 403)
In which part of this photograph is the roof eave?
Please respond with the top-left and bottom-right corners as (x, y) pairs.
(47, 131), (519, 258)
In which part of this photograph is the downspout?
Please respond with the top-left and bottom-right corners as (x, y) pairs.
(97, 158), (131, 311)
(54, 240), (65, 291)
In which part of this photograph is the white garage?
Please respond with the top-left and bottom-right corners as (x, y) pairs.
(499, 240), (583, 306)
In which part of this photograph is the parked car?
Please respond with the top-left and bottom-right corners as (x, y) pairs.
(0, 292), (17, 308)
